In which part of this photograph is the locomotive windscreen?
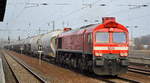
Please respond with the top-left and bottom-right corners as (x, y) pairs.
(96, 32), (109, 43)
(113, 32), (126, 43)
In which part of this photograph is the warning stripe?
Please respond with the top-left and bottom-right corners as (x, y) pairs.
(94, 47), (128, 50)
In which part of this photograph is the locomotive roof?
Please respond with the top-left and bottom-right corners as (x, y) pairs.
(61, 24), (99, 34)
(79, 24), (99, 29)
(59, 21), (128, 37)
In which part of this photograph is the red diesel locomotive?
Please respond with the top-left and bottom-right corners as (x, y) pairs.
(56, 17), (129, 75)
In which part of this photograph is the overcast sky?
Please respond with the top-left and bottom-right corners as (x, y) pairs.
(0, 0), (150, 40)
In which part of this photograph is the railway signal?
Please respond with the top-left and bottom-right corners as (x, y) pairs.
(38, 45), (43, 65)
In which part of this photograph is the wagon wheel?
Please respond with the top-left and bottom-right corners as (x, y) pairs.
(55, 54), (59, 64)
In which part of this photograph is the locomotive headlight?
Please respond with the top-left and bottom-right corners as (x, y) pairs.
(95, 53), (103, 56)
(120, 53), (128, 56)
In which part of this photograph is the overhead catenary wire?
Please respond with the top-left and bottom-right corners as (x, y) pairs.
(54, 0), (103, 21)
(37, 0), (104, 30)
(2, 0), (150, 39)
(83, 1), (150, 25)
(6, 0), (30, 24)
(54, 0), (150, 28)
(6, 0), (150, 25)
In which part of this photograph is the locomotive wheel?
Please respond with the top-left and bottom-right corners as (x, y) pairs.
(59, 55), (63, 65)
(55, 55), (59, 64)
(57, 54), (62, 65)
(61, 55), (65, 67)
(78, 59), (84, 72)
(68, 59), (72, 69)
(73, 58), (77, 68)
(88, 60), (93, 72)
(70, 58), (74, 68)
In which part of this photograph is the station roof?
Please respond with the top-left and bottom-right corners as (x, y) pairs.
(0, 0), (7, 21)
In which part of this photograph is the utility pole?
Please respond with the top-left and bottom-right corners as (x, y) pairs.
(8, 36), (10, 44)
(18, 36), (20, 40)
(28, 23), (31, 37)
(67, 21), (69, 27)
(126, 25), (138, 51)
(48, 22), (50, 27)
(38, 28), (41, 34)
(52, 21), (55, 31)
(62, 21), (65, 28)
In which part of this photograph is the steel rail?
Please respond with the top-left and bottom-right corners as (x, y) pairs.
(2, 54), (19, 83)
(128, 67), (150, 72)
(128, 57), (150, 66)
(116, 77), (140, 83)
(128, 67), (150, 76)
(6, 52), (47, 83)
(128, 57), (150, 60)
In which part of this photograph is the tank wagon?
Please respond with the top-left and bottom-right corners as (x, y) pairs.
(4, 17), (129, 76)
(23, 37), (31, 54)
(40, 30), (63, 58)
(29, 34), (44, 55)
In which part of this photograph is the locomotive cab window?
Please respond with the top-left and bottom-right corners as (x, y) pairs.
(88, 33), (92, 44)
(113, 32), (126, 43)
(58, 38), (62, 49)
(96, 32), (109, 43)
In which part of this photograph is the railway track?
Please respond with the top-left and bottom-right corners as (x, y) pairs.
(128, 66), (150, 76)
(85, 73), (140, 83)
(3, 50), (149, 83)
(43, 55), (140, 83)
(128, 57), (150, 66)
(113, 77), (140, 83)
(3, 51), (47, 83)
